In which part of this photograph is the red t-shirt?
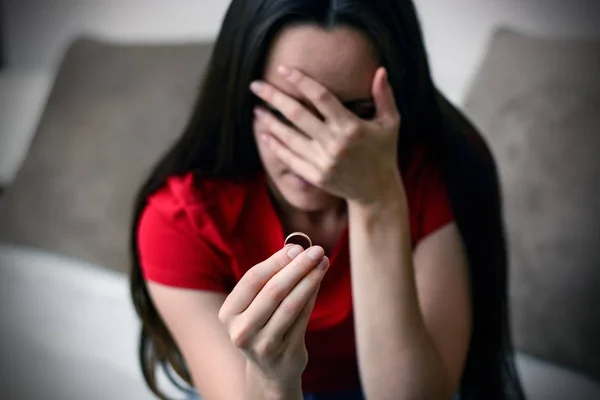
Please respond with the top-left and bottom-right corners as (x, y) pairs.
(137, 145), (454, 393)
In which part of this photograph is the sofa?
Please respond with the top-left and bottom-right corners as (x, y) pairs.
(0, 29), (599, 399)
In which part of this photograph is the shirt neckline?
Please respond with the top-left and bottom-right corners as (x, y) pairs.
(257, 172), (349, 264)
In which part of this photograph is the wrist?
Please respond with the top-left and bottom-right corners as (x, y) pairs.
(348, 172), (407, 214)
(245, 362), (303, 400)
(347, 175), (411, 247)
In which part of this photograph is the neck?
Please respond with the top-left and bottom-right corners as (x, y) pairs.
(278, 197), (347, 229)
(265, 177), (347, 252)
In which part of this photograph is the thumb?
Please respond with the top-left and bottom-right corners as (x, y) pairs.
(372, 67), (399, 123)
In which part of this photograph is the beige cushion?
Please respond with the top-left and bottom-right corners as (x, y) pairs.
(0, 38), (214, 273)
(463, 28), (600, 380)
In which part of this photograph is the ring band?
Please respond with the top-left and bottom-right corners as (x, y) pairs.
(284, 232), (312, 249)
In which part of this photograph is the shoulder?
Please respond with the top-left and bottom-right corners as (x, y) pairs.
(136, 172), (260, 290)
(142, 172), (255, 237)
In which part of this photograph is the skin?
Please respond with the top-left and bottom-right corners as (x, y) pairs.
(253, 25), (380, 253)
(148, 24), (472, 400)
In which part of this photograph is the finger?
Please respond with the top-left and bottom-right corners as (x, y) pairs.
(250, 80), (324, 140)
(278, 66), (351, 123)
(265, 256), (328, 341)
(240, 247), (325, 334)
(220, 245), (303, 318)
(286, 286), (318, 342)
(372, 67), (400, 123)
(255, 107), (313, 155)
(260, 132), (323, 186)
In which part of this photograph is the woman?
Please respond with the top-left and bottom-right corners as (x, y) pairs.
(130, 1), (525, 399)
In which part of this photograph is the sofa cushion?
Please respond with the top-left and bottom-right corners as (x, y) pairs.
(463, 28), (600, 380)
(0, 244), (190, 399)
(0, 38), (213, 273)
(516, 353), (600, 400)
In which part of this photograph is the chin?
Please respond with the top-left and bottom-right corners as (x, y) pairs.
(275, 175), (337, 212)
(283, 192), (332, 212)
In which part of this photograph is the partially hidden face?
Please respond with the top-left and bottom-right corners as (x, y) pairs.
(253, 24), (380, 212)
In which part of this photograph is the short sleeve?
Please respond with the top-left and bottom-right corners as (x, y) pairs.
(419, 163), (454, 240)
(137, 200), (233, 292)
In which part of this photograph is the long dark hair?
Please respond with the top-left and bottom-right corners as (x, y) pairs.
(129, 1), (526, 399)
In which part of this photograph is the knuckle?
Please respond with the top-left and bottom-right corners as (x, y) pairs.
(217, 307), (228, 324)
(305, 269), (322, 286)
(309, 272), (324, 287)
(288, 104), (304, 121)
(313, 173), (328, 187)
(292, 75), (305, 88)
(315, 88), (332, 103)
(306, 172), (320, 186)
(345, 122), (361, 137)
(254, 337), (278, 358)
(261, 113), (274, 129)
(273, 252), (290, 270)
(320, 157), (335, 174)
(230, 321), (252, 349)
(326, 140), (345, 157)
(287, 69), (302, 84)
(262, 85), (275, 100)
(281, 299), (304, 317)
(241, 268), (265, 293)
(245, 268), (263, 286)
(263, 282), (287, 304)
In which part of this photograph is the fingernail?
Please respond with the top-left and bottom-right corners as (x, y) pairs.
(317, 256), (330, 271)
(287, 245), (303, 259)
(277, 66), (292, 78)
(250, 81), (264, 93)
(307, 246), (324, 261)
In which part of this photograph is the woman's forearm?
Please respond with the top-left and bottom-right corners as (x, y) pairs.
(347, 177), (450, 400)
(245, 362), (303, 400)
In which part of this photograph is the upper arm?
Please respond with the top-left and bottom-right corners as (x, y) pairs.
(147, 283), (247, 400)
(413, 223), (472, 392)
(137, 191), (245, 398)
(406, 147), (472, 391)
